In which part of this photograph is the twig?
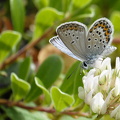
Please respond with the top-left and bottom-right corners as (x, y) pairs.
(0, 27), (54, 70)
(113, 38), (120, 44)
(0, 98), (90, 117)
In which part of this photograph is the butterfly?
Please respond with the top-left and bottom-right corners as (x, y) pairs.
(49, 18), (117, 69)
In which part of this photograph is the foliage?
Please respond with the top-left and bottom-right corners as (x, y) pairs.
(0, 0), (119, 120)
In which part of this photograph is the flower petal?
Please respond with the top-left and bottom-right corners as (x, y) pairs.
(85, 90), (94, 104)
(115, 57), (120, 71)
(113, 77), (120, 96)
(101, 57), (111, 71)
(111, 105), (120, 120)
(90, 93), (104, 114)
(78, 87), (85, 100)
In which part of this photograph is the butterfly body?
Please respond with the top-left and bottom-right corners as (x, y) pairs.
(49, 18), (116, 69)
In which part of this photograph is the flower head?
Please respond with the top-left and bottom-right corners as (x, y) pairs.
(78, 57), (120, 119)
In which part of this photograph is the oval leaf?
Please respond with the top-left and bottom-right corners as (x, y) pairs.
(3, 107), (50, 120)
(36, 55), (63, 88)
(51, 87), (74, 111)
(33, 7), (63, 39)
(60, 61), (83, 94)
(35, 77), (51, 104)
(24, 78), (42, 103)
(10, 0), (25, 33)
(11, 73), (30, 101)
(18, 57), (32, 80)
(0, 31), (21, 63)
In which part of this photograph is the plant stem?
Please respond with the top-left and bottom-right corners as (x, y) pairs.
(0, 98), (90, 117)
(0, 27), (54, 70)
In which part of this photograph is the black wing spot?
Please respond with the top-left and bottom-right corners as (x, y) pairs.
(96, 31), (99, 33)
(88, 38), (91, 41)
(65, 34), (67, 36)
(72, 34), (75, 36)
(99, 39), (102, 42)
(92, 34), (94, 36)
(103, 45), (106, 48)
(68, 33), (70, 35)
(94, 45), (97, 47)
(98, 46), (100, 49)
(108, 38), (110, 41)
(76, 36), (79, 39)
(88, 45), (91, 49)
(94, 38), (98, 41)
(71, 41), (75, 44)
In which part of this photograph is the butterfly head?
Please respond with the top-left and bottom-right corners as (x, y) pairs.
(82, 61), (89, 69)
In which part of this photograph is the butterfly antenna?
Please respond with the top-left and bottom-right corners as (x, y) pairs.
(67, 63), (82, 79)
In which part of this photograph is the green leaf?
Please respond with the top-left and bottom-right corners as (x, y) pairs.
(73, 65), (84, 107)
(0, 62), (21, 89)
(24, 78), (42, 102)
(0, 31), (21, 63)
(25, 77), (51, 103)
(10, 0), (25, 33)
(76, 7), (95, 19)
(73, 0), (92, 8)
(62, 0), (73, 13)
(60, 61), (83, 94)
(51, 87), (74, 111)
(33, 7), (63, 39)
(49, 0), (63, 11)
(11, 73), (30, 101)
(60, 61), (84, 107)
(36, 55), (63, 88)
(110, 11), (120, 32)
(33, 0), (49, 9)
(3, 107), (50, 120)
(35, 77), (51, 104)
(18, 57), (32, 80)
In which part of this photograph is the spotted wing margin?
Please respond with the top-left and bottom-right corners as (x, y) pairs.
(49, 36), (83, 61)
(56, 21), (87, 60)
(86, 17), (114, 56)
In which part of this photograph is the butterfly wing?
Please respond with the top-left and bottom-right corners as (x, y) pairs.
(56, 21), (88, 61)
(49, 36), (82, 61)
(86, 18), (115, 57)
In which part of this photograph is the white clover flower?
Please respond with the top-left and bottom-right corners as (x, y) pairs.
(78, 57), (120, 119)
